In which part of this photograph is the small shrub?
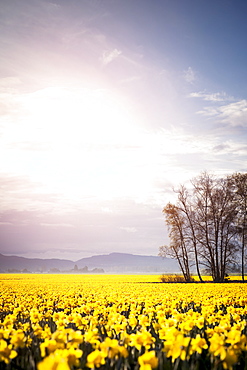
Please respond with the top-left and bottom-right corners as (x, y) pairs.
(160, 274), (195, 283)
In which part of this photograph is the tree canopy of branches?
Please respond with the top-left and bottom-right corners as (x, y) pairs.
(159, 172), (247, 282)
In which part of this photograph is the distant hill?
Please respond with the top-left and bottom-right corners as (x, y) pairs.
(0, 252), (179, 273)
(0, 254), (74, 273)
(75, 252), (179, 273)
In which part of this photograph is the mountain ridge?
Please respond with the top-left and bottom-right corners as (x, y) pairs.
(0, 252), (179, 273)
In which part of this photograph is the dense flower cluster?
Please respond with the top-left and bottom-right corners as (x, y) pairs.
(1, 274), (247, 370)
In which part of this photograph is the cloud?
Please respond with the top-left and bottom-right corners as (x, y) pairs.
(100, 48), (122, 65)
(0, 77), (22, 90)
(189, 91), (234, 102)
(119, 75), (142, 84)
(0, 174), (67, 213)
(198, 99), (247, 127)
(40, 223), (76, 228)
(212, 143), (231, 153)
(0, 78), (25, 117)
(120, 227), (137, 233)
(183, 67), (196, 83)
(212, 141), (247, 155)
(0, 201), (168, 260)
(101, 207), (114, 214)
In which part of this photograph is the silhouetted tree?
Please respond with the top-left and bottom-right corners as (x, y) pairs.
(191, 173), (238, 282)
(161, 172), (241, 282)
(176, 186), (204, 282)
(159, 203), (193, 282)
(231, 173), (247, 281)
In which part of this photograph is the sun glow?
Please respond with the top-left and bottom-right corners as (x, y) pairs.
(17, 87), (137, 146)
(1, 86), (198, 207)
(2, 86), (155, 203)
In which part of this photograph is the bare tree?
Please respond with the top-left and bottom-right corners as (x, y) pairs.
(231, 173), (247, 281)
(176, 186), (204, 282)
(160, 203), (193, 282)
(161, 172), (240, 282)
(192, 173), (238, 282)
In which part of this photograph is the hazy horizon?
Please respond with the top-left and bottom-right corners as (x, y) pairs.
(1, 250), (162, 262)
(0, 0), (247, 261)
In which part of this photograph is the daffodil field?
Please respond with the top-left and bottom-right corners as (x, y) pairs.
(1, 274), (247, 370)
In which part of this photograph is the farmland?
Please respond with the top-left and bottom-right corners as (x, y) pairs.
(1, 274), (247, 370)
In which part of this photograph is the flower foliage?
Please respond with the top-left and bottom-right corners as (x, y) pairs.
(1, 274), (247, 370)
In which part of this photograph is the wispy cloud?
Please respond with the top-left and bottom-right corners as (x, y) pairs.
(189, 91), (234, 102)
(40, 223), (76, 228)
(119, 75), (142, 84)
(212, 143), (231, 153)
(0, 201), (167, 259)
(183, 67), (196, 83)
(100, 48), (122, 65)
(212, 141), (247, 155)
(120, 227), (137, 233)
(0, 77), (22, 90)
(198, 99), (247, 127)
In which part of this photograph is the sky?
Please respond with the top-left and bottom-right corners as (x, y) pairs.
(0, 0), (247, 261)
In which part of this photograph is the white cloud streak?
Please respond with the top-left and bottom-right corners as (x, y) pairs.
(40, 223), (76, 228)
(120, 227), (137, 233)
(100, 48), (122, 65)
(198, 99), (247, 127)
(189, 91), (234, 102)
(183, 67), (196, 83)
(212, 140), (247, 155)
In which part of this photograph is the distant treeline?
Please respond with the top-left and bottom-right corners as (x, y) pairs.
(5, 265), (104, 274)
